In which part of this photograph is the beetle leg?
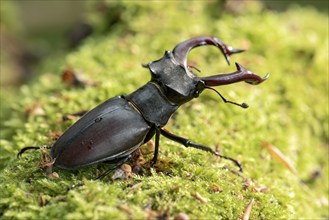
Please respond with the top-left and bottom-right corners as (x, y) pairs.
(96, 155), (132, 180)
(66, 156), (132, 190)
(68, 156), (132, 189)
(66, 182), (85, 191)
(151, 128), (161, 166)
(17, 146), (51, 158)
(160, 128), (243, 172)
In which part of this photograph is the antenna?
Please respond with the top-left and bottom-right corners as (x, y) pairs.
(205, 86), (248, 109)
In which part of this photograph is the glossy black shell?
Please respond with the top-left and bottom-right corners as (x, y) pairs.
(51, 97), (151, 170)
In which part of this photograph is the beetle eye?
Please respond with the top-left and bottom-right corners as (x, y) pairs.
(193, 81), (205, 97)
(193, 90), (201, 97)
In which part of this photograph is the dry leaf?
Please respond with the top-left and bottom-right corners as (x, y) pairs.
(210, 183), (223, 193)
(174, 212), (189, 220)
(128, 182), (143, 194)
(242, 198), (254, 220)
(61, 67), (95, 87)
(195, 192), (208, 203)
(262, 142), (298, 175)
(111, 164), (132, 180)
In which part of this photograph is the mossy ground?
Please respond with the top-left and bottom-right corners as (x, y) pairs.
(0, 1), (328, 219)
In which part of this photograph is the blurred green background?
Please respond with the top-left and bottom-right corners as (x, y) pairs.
(0, 0), (328, 219)
(1, 0), (328, 88)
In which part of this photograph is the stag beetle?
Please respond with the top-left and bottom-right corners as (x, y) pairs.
(18, 36), (268, 180)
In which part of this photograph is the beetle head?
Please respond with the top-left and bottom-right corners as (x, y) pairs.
(144, 36), (269, 107)
(144, 50), (204, 105)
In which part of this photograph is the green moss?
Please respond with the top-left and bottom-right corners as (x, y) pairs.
(1, 1), (328, 219)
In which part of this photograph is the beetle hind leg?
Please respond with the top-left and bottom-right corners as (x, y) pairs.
(67, 156), (133, 190)
(17, 146), (51, 158)
(160, 128), (243, 172)
(96, 155), (132, 180)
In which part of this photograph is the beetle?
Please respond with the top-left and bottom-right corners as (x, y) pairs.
(18, 36), (269, 180)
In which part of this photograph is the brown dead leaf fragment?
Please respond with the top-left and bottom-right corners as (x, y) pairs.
(214, 145), (222, 162)
(111, 164), (133, 180)
(195, 192), (208, 203)
(47, 172), (60, 180)
(128, 182), (142, 195)
(174, 212), (189, 220)
(253, 185), (269, 193)
(242, 198), (254, 220)
(131, 149), (146, 174)
(39, 193), (47, 207)
(61, 67), (96, 87)
(242, 179), (268, 192)
(62, 111), (87, 121)
(117, 204), (132, 215)
(210, 183), (223, 193)
(48, 131), (63, 140)
(261, 142), (298, 175)
(144, 208), (170, 220)
(25, 101), (45, 117)
(39, 148), (55, 174)
(140, 140), (155, 155)
(243, 178), (254, 189)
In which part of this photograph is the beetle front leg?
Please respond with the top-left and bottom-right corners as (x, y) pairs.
(160, 128), (243, 172)
(151, 128), (161, 166)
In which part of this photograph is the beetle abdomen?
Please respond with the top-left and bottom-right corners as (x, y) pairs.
(51, 97), (150, 170)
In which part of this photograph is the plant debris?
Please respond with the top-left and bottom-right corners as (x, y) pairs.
(242, 198), (254, 220)
(262, 142), (298, 175)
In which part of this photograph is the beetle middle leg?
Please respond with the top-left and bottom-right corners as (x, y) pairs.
(159, 128), (243, 172)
